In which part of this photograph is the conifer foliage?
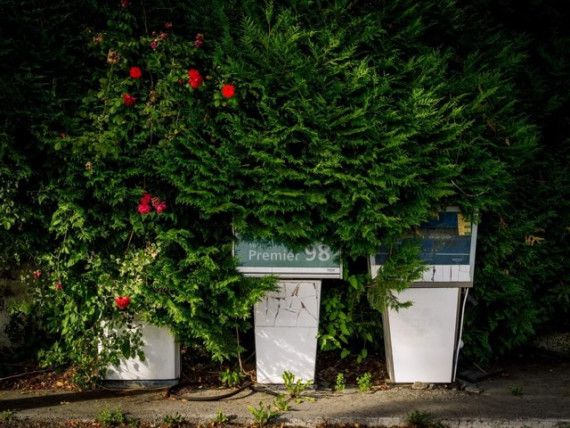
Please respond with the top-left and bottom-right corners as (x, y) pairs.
(1, 0), (564, 378)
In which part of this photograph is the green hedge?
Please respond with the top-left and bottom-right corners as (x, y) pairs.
(1, 0), (568, 381)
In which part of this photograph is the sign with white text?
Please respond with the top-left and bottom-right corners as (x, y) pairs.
(234, 239), (342, 278)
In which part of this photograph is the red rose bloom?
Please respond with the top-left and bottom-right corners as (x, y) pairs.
(221, 84), (235, 98)
(115, 296), (131, 310)
(164, 22), (173, 30)
(55, 282), (63, 291)
(194, 39), (203, 48)
(129, 66), (142, 79)
(189, 75), (203, 89)
(188, 69), (203, 89)
(150, 40), (158, 50)
(155, 201), (167, 214)
(138, 204), (151, 214)
(140, 193), (152, 205)
(121, 0), (129, 7)
(123, 93), (136, 107)
(34, 270), (41, 279)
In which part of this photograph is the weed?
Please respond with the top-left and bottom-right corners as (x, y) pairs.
(219, 367), (245, 388)
(509, 386), (524, 396)
(1, 410), (16, 422)
(248, 401), (278, 427)
(273, 394), (291, 411)
(163, 412), (184, 427)
(407, 409), (449, 428)
(282, 371), (313, 400)
(334, 373), (345, 392)
(95, 407), (128, 427)
(211, 408), (229, 426)
(356, 372), (372, 392)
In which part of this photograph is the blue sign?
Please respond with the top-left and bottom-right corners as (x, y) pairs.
(375, 212), (472, 265)
(370, 209), (478, 285)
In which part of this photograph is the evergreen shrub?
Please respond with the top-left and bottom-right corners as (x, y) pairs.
(2, 0), (558, 379)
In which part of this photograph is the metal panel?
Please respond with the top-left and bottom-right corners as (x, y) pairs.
(385, 288), (460, 383)
(254, 280), (321, 384)
(104, 322), (180, 384)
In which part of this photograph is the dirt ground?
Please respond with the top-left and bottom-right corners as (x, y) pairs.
(1, 348), (569, 427)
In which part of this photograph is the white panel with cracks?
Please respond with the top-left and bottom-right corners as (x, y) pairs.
(255, 280), (320, 328)
(254, 280), (321, 384)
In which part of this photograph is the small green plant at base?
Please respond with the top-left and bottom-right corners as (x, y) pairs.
(212, 408), (229, 426)
(357, 372), (372, 392)
(407, 409), (449, 428)
(219, 367), (245, 388)
(248, 401), (278, 427)
(163, 412), (184, 427)
(273, 394), (291, 411)
(1, 410), (16, 422)
(95, 407), (127, 427)
(334, 373), (346, 393)
(509, 386), (524, 396)
(282, 371), (313, 402)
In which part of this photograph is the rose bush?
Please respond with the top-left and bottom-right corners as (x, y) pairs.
(19, 1), (278, 386)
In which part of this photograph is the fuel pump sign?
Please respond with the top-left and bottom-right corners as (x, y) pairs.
(234, 239), (342, 279)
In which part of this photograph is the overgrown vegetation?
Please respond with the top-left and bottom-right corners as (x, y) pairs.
(0, 0), (568, 379)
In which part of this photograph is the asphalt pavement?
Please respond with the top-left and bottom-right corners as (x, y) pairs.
(1, 357), (570, 427)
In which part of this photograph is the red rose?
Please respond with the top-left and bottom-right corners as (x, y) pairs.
(189, 75), (203, 89)
(194, 39), (203, 48)
(188, 69), (200, 79)
(34, 270), (41, 279)
(129, 66), (142, 79)
(221, 84), (235, 99)
(121, 0), (129, 7)
(164, 22), (173, 30)
(155, 201), (167, 214)
(138, 204), (151, 214)
(115, 296), (131, 310)
(140, 193), (152, 205)
(55, 282), (63, 291)
(123, 93), (136, 107)
(160, 32), (168, 41)
(150, 40), (158, 50)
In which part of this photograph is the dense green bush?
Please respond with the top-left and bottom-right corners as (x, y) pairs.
(456, 0), (570, 362)
(1, 0), (568, 379)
